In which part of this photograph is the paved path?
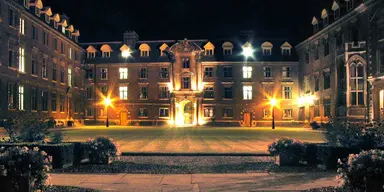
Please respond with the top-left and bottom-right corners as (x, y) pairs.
(51, 172), (338, 192)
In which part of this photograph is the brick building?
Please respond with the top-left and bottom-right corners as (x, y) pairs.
(82, 31), (301, 126)
(0, 0), (84, 125)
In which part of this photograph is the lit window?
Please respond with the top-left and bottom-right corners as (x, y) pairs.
(61, 26), (66, 34)
(203, 86), (214, 99)
(139, 43), (151, 57)
(242, 66), (252, 78)
(140, 87), (148, 100)
(283, 109), (293, 119)
(283, 86), (292, 99)
(119, 68), (128, 79)
(205, 49), (214, 56)
(159, 108), (169, 117)
(243, 86), (252, 100)
(182, 77), (190, 89)
(119, 86), (128, 100)
(18, 47), (25, 72)
(223, 108), (233, 118)
(350, 63), (365, 106)
(139, 108), (148, 117)
(100, 68), (108, 80)
(159, 86), (170, 99)
(69, 47), (72, 59)
(204, 107), (214, 117)
(263, 108), (271, 119)
(263, 67), (272, 78)
(282, 66), (291, 78)
(68, 68), (72, 87)
(204, 67), (213, 78)
(18, 85), (24, 111)
(19, 18), (25, 35)
(139, 68), (148, 79)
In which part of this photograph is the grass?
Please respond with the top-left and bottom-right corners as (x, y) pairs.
(58, 126), (325, 153)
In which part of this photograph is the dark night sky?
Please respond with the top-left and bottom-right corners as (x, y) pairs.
(44, 0), (333, 44)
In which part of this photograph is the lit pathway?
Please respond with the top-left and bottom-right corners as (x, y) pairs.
(50, 172), (338, 192)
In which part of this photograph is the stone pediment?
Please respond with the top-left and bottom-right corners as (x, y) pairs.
(169, 39), (203, 54)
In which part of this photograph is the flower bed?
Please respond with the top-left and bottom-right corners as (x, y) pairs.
(0, 143), (74, 169)
(268, 138), (306, 166)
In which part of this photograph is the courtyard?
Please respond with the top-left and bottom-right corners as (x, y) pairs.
(59, 126), (325, 153)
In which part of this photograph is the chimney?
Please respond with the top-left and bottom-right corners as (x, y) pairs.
(123, 30), (139, 48)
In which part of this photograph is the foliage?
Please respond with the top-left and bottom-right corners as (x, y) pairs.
(324, 120), (365, 148)
(50, 132), (64, 144)
(86, 137), (121, 163)
(338, 149), (384, 192)
(268, 138), (306, 156)
(4, 112), (50, 143)
(0, 146), (52, 191)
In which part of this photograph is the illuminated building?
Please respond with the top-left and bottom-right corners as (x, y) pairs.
(82, 31), (301, 126)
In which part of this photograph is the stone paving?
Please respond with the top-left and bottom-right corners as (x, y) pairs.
(51, 172), (339, 192)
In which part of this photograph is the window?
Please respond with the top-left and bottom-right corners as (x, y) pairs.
(18, 47), (25, 73)
(243, 86), (252, 100)
(159, 86), (170, 99)
(69, 48), (72, 59)
(32, 25), (38, 40)
(263, 49), (272, 56)
(102, 51), (110, 58)
(182, 58), (190, 68)
(351, 27), (359, 43)
(100, 86), (108, 96)
(23, 0), (29, 8)
(334, 8), (340, 19)
(139, 108), (148, 117)
(45, 15), (50, 24)
(204, 107), (214, 117)
(68, 68), (72, 87)
(100, 68), (108, 80)
(323, 72), (331, 90)
(223, 108), (233, 118)
(243, 66), (252, 78)
(224, 87), (233, 99)
(140, 50), (149, 57)
(324, 39), (329, 56)
(7, 82), (17, 110)
(74, 51), (78, 62)
(205, 49), (213, 56)
(54, 21), (58, 29)
(8, 9), (17, 27)
(18, 85), (24, 110)
(282, 67), (291, 78)
(160, 68), (169, 78)
(87, 52), (95, 58)
(61, 42), (65, 55)
(139, 68), (148, 79)
(8, 42), (16, 68)
(350, 64), (364, 106)
(263, 108), (271, 119)
(52, 64), (57, 81)
(283, 86), (292, 99)
(204, 86), (214, 99)
(282, 49), (291, 56)
(224, 49), (232, 55)
(314, 100), (320, 117)
(86, 87), (92, 99)
(53, 39), (58, 51)
(159, 108), (169, 117)
(42, 58), (47, 78)
(263, 85), (272, 99)
(86, 69), (93, 79)
(204, 67), (213, 78)
(346, 0), (353, 11)
(305, 51), (310, 64)
(41, 90), (48, 111)
(314, 77), (320, 92)
(35, 7), (40, 17)
(263, 67), (272, 78)
(323, 17), (329, 27)
(59, 95), (65, 112)
(182, 77), (190, 89)
(119, 86), (128, 100)
(60, 66), (65, 83)
(31, 57), (37, 75)
(51, 93), (57, 112)
(314, 45), (319, 60)
(119, 68), (128, 79)
(283, 109), (293, 119)
(31, 88), (37, 111)
(43, 31), (48, 46)
(140, 87), (148, 99)
(19, 18), (25, 35)
(223, 66), (232, 78)
(324, 99), (331, 117)
(86, 109), (93, 117)
(98, 108), (104, 117)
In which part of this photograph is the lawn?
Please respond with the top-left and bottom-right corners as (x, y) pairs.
(59, 126), (325, 153)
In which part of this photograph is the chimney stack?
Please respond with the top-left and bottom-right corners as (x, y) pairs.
(123, 30), (139, 48)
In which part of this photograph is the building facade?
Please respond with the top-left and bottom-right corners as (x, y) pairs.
(0, 0), (84, 125)
(82, 31), (301, 126)
(296, 0), (384, 123)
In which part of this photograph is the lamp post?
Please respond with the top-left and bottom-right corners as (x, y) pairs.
(104, 97), (111, 128)
(270, 98), (278, 130)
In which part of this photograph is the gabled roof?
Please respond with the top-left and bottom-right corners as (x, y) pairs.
(86, 45), (97, 53)
(321, 9), (328, 18)
(100, 44), (113, 52)
(332, 1), (340, 10)
(159, 43), (168, 50)
(204, 41), (215, 49)
(242, 41), (253, 48)
(30, 0), (43, 9)
(281, 41), (292, 49)
(67, 25), (74, 32)
(120, 44), (130, 51)
(59, 19), (68, 27)
(52, 14), (60, 22)
(312, 17), (319, 25)
(41, 7), (52, 16)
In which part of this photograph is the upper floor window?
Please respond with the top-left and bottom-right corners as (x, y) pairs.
(203, 107), (214, 117)
(324, 39), (329, 56)
(312, 16), (319, 33)
(61, 42), (65, 55)
(100, 44), (112, 58)
(61, 26), (66, 34)
(159, 108), (169, 117)
(32, 25), (38, 40)
(86, 45), (97, 58)
(45, 15), (50, 24)
(305, 51), (310, 64)
(102, 51), (110, 58)
(263, 66), (272, 78)
(263, 49), (272, 56)
(35, 7), (40, 17)
(205, 49), (214, 56)
(159, 86), (170, 99)
(261, 42), (273, 56)
(43, 31), (48, 46)
(281, 42), (292, 56)
(160, 68), (169, 79)
(282, 66), (291, 78)
(8, 9), (17, 27)
(222, 42), (233, 56)
(242, 66), (252, 78)
(86, 69), (93, 79)
(204, 67), (213, 78)
(243, 86), (252, 100)
(204, 41), (215, 56)
(69, 47), (72, 59)
(119, 86), (128, 100)
(18, 47), (25, 73)
(283, 86), (292, 99)
(223, 66), (232, 78)
(140, 87), (148, 100)
(323, 71), (331, 90)
(335, 30), (343, 49)
(119, 68), (128, 79)
(87, 52), (95, 58)
(182, 58), (190, 68)
(24, 0), (30, 8)
(182, 77), (190, 89)
(321, 9), (329, 27)
(224, 87), (233, 99)
(19, 18), (25, 35)
(54, 21), (58, 29)
(100, 68), (108, 80)
(139, 68), (148, 79)
(346, 0), (354, 11)
(68, 68), (72, 87)
(139, 43), (150, 57)
(204, 86), (214, 99)
(314, 76), (320, 92)
(332, 1), (340, 19)
(314, 45), (319, 60)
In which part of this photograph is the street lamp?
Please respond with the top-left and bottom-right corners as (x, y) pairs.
(104, 97), (111, 127)
(270, 98), (278, 130)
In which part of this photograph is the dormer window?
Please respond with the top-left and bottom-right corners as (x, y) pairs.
(222, 42), (233, 56)
(204, 41), (215, 56)
(61, 26), (66, 34)
(332, 1), (340, 19)
(45, 15), (50, 23)
(321, 9), (329, 27)
(261, 42), (273, 56)
(312, 17), (319, 33)
(281, 42), (292, 56)
(100, 44), (112, 58)
(52, 14), (60, 29)
(120, 44), (131, 58)
(35, 7), (40, 17)
(139, 43), (150, 57)
(346, 0), (353, 11)
(24, 0), (30, 8)
(54, 21), (58, 29)
(159, 43), (168, 57)
(86, 45), (97, 58)
(69, 32), (72, 38)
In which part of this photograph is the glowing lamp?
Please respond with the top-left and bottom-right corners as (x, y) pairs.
(270, 98), (278, 107)
(121, 50), (131, 58)
(104, 98), (111, 107)
(242, 47), (254, 58)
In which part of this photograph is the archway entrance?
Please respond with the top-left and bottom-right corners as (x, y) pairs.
(175, 100), (195, 126)
(184, 102), (193, 124)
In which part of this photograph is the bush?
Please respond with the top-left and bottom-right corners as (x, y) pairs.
(316, 145), (360, 169)
(268, 138), (306, 156)
(324, 120), (365, 148)
(86, 137), (121, 163)
(50, 132), (64, 144)
(0, 146), (52, 191)
(71, 142), (90, 165)
(338, 149), (384, 192)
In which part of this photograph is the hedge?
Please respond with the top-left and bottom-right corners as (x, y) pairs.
(0, 143), (74, 169)
(70, 142), (89, 165)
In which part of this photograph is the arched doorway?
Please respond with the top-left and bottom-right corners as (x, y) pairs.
(184, 101), (193, 124)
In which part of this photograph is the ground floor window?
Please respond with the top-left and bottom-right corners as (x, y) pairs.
(86, 109), (93, 117)
(314, 100), (320, 117)
(159, 108), (169, 117)
(31, 88), (37, 110)
(204, 107), (214, 117)
(18, 85), (24, 111)
(139, 108), (148, 117)
(7, 82), (17, 110)
(324, 99), (331, 117)
(283, 109), (293, 119)
(223, 108), (233, 118)
(51, 93), (57, 112)
(263, 108), (271, 119)
(59, 95), (65, 112)
(41, 90), (48, 111)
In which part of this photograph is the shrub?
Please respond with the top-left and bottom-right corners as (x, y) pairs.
(86, 137), (121, 163)
(50, 132), (64, 144)
(0, 146), (52, 191)
(324, 120), (365, 148)
(268, 138), (306, 156)
(338, 149), (384, 192)
(316, 145), (360, 169)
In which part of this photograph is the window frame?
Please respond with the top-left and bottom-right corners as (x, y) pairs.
(243, 85), (252, 100)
